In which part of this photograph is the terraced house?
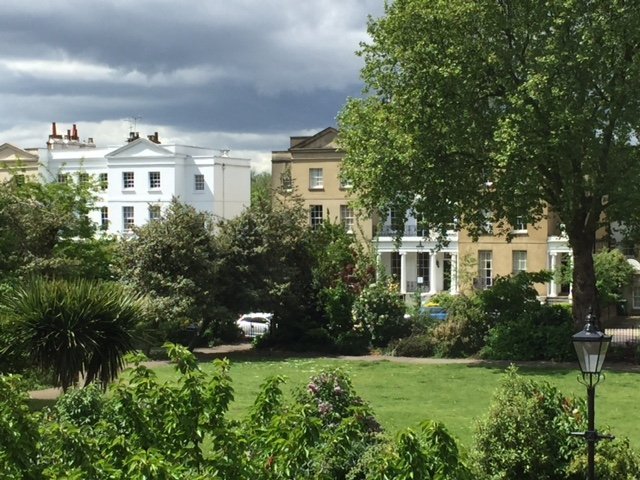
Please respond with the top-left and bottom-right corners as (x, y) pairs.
(0, 123), (251, 235)
(272, 128), (639, 312)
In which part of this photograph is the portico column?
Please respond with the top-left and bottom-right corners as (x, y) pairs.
(548, 252), (558, 297)
(429, 252), (437, 294)
(568, 254), (573, 299)
(376, 252), (383, 281)
(400, 252), (407, 294)
(450, 253), (458, 294)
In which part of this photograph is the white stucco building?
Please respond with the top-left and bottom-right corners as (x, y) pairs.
(8, 124), (251, 235)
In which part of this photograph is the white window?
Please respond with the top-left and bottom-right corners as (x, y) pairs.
(478, 250), (493, 289)
(98, 173), (108, 191)
(634, 285), (640, 309)
(281, 170), (293, 191)
(100, 207), (109, 231)
(417, 252), (430, 289)
(310, 205), (323, 229)
(194, 174), (205, 191)
(513, 215), (527, 233)
(57, 173), (70, 183)
(122, 206), (134, 231)
(14, 174), (25, 186)
(123, 171), (134, 189)
(391, 252), (401, 279)
(340, 205), (354, 233)
(78, 173), (90, 184)
(149, 171), (161, 189)
(149, 205), (161, 221)
(512, 250), (527, 274)
(309, 168), (323, 189)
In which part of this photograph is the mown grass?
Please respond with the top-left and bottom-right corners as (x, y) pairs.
(149, 356), (640, 450)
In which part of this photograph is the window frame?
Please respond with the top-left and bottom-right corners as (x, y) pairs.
(417, 252), (430, 289)
(194, 174), (205, 191)
(340, 205), (354, 233)
(98, 173), (108, 191)
(122, 206), (135, 231)
(478, 250), (493, 289)
(148, 204), (161, 221)
(122, 171), (135, 190)
(309, 204), (323, 229)
(309, 168), (324, 190)
(100, 206), (109, 231)
(513, 215), (527, 234)
(148, 171), (161, 190)
(512, 250), (528, 274)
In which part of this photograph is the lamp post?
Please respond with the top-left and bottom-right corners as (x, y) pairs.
(571, 310), (614, 480)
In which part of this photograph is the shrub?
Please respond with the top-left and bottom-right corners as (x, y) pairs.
(430, 295), (487, 358)
(473, 366), (585, 479)
(391, 334), (435, 357)
(348, 420), (472, 480)
(352, 280), (410, 347)
(335, 329), (371, 355)
(54, 384), (104, 427)
(567, 436), (640, 479)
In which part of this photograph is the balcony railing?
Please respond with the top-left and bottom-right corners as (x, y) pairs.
(380, 224), (430, 237)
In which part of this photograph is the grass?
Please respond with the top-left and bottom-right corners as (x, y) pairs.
(148, 355), (640, 450)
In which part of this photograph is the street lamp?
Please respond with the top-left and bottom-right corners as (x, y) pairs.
(571, 310), (614, 480)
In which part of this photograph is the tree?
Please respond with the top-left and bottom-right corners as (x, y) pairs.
(594, 248), (635, 308)
(338, 0), (640, 324)
(114, 199), (228, 346)
(0, 175), (108, 281)
(250, 170), (272, 205)
(1, 277), (142, 391)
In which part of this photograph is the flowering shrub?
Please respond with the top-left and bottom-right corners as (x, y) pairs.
(352, 279), (409, 347)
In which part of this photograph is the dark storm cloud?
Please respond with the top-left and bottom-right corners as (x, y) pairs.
(0, 0), (385, 169)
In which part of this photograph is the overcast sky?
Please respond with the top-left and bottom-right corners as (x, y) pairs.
(0, 0), (385, 172)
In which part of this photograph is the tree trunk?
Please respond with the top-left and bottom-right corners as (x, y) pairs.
(570, 233), (599, 329)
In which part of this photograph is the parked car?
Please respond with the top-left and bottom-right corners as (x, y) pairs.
(237, 313), (273, 338)
(419, 304), (448, 321)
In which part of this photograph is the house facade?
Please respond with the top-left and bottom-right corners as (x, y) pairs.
(273, 127), (580, 304)
(271, 127), (375, 243)
(1, 123), (251, 235)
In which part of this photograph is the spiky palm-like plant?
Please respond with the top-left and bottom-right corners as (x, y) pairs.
(1, 277), (142, 391)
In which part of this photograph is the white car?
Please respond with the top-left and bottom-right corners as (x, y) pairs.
(237, 313), (272, 338)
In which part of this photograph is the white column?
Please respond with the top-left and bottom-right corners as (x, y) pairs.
(400, 252), (407, 294)
(429, 252), (437, 294)
(450, 253), (458, 294)
(376, 252), (383, 281)
(568, 254), (573, 299)
(548, 252), (558, 297)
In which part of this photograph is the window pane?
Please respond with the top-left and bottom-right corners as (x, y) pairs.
(310, 205), (323, 229)
(340, 205), (354, 232)
(100, 207), (109, 231)
(123, 206), (134, 230)
(123, 172), (134, 189)
(195, 174), (205, 191)
(512, 250), (527, 274)
(98, 173), (108, 190)
(149, 205), (161, 221)
(478, 250), (493, 289)
(149, 171), (161, 189)
(309, 168), (323, 189)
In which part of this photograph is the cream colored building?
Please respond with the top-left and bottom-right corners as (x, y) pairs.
(271, 127), (375, 243)
(0, 143), (39, 183)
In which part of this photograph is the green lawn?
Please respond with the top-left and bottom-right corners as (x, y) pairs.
(149, 356), (640, 450)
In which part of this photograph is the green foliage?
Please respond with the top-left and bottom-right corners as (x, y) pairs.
(338, 0), (640, 322)
(348, 421), (472, 480)
(481, 305), (574, 361)
(567, 436), (640, 480)
(115, 199), (224, 345)
(0, 175), (109, 281)
(352, 279), (409, 347)
(54, 384), (104, 427)
(430, 294), (487, 358)
(473, 366), (586, 479)
(594, 249), (635, 307)
(390, 334), (435, 358)
(250, 170), (272, 205)
(1, 277), (142, 391)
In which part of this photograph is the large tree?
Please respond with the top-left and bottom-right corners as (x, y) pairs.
(338, 0), (640, 324)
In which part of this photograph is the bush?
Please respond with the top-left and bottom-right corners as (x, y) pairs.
(482, 305), (574, 361)
(335, 329), (371, 355)
(567, 436), (640, 479)
(54, 384), (104, 427)
(391, 334), (435, 357)
(473, 366), (585, 479)
(430, 295), (487, 358)
(352, 280), (410, 348)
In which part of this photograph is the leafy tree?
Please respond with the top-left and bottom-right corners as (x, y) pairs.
(0, 277), (142, 391)
(594, 248), (635, 307)
(250, 170), (272, 205)
(114, 199), (230, 346)
(215, 193), (315, 343)
(338, 0), (640, 324)
(0, 175), (109, 281)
